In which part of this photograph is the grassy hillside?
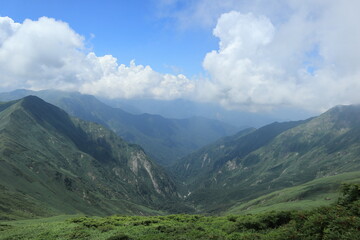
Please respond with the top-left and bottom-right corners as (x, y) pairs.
(174, 105), (360, 213)
(1, 184), (360, 240)
(0, 89), (238, 166)
(2, 92), (360, 223)
(226, 171), (360, 214)
(0, 96), (184, 220)
(173, 120), (307, 187)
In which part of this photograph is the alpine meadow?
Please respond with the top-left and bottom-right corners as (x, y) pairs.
(1, 1), (360, 239)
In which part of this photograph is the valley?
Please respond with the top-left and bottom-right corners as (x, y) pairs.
(0, 90), (238, 167)
(1, 1), (359, 238)
(0, 93), (360, 239)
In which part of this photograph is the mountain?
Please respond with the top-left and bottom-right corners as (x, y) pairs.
(226, 170), (360, 215)
(100, 97), (313, 128)
(0, 89), (238, 166)
(174, 105), (360, 213)
(0, 96), (184, 220)
(3, 92), (360, 219)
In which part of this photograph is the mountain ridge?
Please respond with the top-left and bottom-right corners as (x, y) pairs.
(174, 104), (360, 213)
(0, 96), (185, 220)
(2, 95), (360, 218)
(0, 89), (238, 166)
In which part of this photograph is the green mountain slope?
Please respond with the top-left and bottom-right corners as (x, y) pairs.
(3, 93), (360, 219)
(175, 105), (360, 213)
(226, 171), (360, 214)
(0, 89), (238, 166)
(173, 120), (308, 196)
(0, 96), (182, 220)
(1, 184), (360, 240)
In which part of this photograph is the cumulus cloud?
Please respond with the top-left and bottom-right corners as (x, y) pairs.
(80, 54), (194, 100)
(0, 17), (21, 46)
(0, 16), (194, 100)
(197, 0), (360, 112)
(0, 17), (85, 90)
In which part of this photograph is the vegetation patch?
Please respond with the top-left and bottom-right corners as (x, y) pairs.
(1, 184), (360, 239)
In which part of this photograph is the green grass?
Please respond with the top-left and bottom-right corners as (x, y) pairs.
(226, 171), (360, 214)
(1, 184), (360, 240)
(1, 197), (360, 240)
(0, 215), (84, 240)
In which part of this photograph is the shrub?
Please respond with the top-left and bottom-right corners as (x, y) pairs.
(338, 183), (360, 206)
(236, 211), (294, 231)
(106, 233), (131, 240)
(68, 229), (91, 239)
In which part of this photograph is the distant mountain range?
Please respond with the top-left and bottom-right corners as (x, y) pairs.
(0, 89), (238, 166)
(101, 97), (313, 128)
(1, 92), (360, 219)
(173, 105), (360, 213)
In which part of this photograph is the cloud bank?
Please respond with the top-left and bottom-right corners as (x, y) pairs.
(1, 0), (360, 112)
(197, 0), (360, 112)
(0, 16), (194, 100)
(156, 0), (360, 112)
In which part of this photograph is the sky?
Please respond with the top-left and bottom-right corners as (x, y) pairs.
(0, 0), (360, 113)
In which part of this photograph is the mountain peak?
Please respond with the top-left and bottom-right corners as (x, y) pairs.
(17, 95), (70, 126)
(20, 95), (46, 104)
(320, 104), (360, 128)
(17, 95), (55, 112)
(328, 104), (360, 112)
(0, 89), (238, 166)
(0, 97), (180, 218)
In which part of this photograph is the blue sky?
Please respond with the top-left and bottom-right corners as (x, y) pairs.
(1, 0), (360, 113)
(0, 0), (216, 76)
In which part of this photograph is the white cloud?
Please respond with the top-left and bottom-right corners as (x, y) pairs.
(0, 16), (194, 100)
(0, 17), (86, 90)
(80, 54), (194, 100)
(197, 0), (360, 112)
(0, 17), (21, 46)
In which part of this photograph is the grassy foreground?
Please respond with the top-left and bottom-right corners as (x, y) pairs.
(1, 184), (360, 240)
